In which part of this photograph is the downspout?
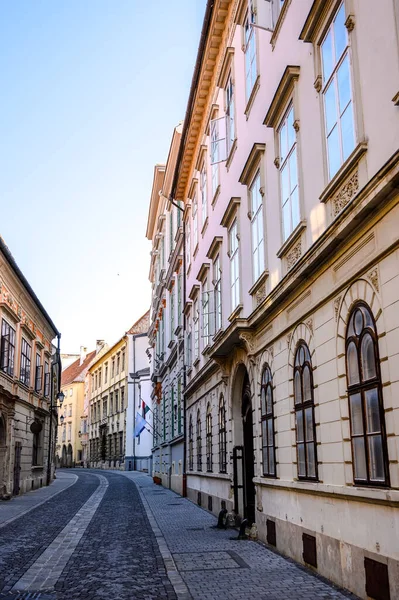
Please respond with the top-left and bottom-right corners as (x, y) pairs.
(133, 334), (136, 471)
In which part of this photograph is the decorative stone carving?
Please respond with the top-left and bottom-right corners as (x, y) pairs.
(293, 119), (300, 132)
(314, 75), (322, 93)
(333, 296), (342, 322)
(368, 268), (379, 293)
(17, 304), (22, 319)
(259, 186), (265, 197)
(286, 334), (291, 349)
(306, 318), (314, 336)
(286, 240), (302, 270)
(267, 345), (274, 359)
(255, 283), (267, 306)
(239, 332), (256, 355)
(345, 15), (355, 32)
(333, 170), (359, 217)
(213, 356), (229, 386)
(273, 156), (280, 169)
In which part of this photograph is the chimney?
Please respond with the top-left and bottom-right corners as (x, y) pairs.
(80, 346), (87, 365)
(96, 340), (105, 354)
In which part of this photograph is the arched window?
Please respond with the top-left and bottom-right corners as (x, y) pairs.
(206, 403), (213, 472)
(346, 303), (389, 486)
(219, 396), (227, 473)
(196, 409), (202, 471)
(188, 415), (194, 471)
(294, 342), (318, 480)
(261, 365), (275, 477)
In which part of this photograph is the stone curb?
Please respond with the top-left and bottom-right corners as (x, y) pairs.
(0, 473), (79, 530)
(124, 474), (193, 600)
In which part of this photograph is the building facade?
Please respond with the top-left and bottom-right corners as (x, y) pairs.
(163, 1), (399, 598)
(0, 237), (60, 497)
(56, 343), (106, 467)
(147, 125), (186, 494)
(88, 312), (152, 471)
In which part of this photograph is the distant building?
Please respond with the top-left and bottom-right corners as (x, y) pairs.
(146, 125), (185, 494)
(88, 311), (152, 471)
(60, 353), (80, 371)
(56, 342), (107, 467)
(0, 237), (60, 497)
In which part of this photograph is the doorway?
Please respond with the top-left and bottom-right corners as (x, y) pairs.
(13, 442), (22, 495)
(232, 367), (256, 525)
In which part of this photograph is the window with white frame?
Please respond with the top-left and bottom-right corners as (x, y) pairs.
(193, 298), (199, 360)
(213, 255), (222, 332)
(186, 314), (192, 368)
(186, 219), (191, 268)
(244, 4), (257, 101)
(210, 119), (219, 195)
(321, 3), (355, 180)
(177, 272), (182, 327)
(202, 278), (210, 347)
(229, 220), (240, 312)
(192, 193), (198, 249)
(0, 319), (15, 377)
(200, 165), (208, 227)
(170, 284), (175, 339)
(225, 74), (235, 154)
(20, 339), (31, 386)
(250, 171), (265, 282)
(279, 104), (300, 241)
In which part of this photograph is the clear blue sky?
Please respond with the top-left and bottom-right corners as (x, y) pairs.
(0, 0), (205, 353)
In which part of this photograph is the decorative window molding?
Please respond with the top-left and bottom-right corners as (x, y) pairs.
(299, 0), (342, 43)
(187, 178), (199, 201)
(244, 74), (260, 119)
(264, 66), (300, 128)
(220, 197), (241, 229)
(217, 47), (235, 89)
(319, 141), (367, 204)
(270, 0), (293, 49)
(195, 144), (207, 172)
(239, 143), (266, 185)
(206, 236), (223, 261)
(188, 284), (200, 302)
(196, 262), (211, 283)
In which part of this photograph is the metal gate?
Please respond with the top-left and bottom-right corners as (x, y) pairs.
(13, 442), (22, 496)
(232, 445), (245, 517)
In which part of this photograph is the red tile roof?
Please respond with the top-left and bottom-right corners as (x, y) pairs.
(61, 350), (96, 386)
(127, 310), (150, 335)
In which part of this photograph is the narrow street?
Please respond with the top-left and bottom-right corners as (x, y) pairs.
(0, 471), (357, 600)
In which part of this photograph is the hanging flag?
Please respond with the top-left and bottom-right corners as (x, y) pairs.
(134, 412), (146, 437)
(142, 400), (150, 416)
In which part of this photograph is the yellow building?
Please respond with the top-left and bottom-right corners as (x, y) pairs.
(57, 344), (106, 467)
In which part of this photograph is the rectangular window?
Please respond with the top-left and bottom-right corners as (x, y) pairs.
(116, 355), (120, 375)
(110, 392), (113, 414)
(279, 104), (300, 240)
(202, 279), (210, 348)
(177, 378), (182, 435)
(44, 361), (50, 397)
(229, 220), (240, 312)
(169, 209), (174, 253)
(170, 285), (175, 339)
(69, 404), (72, 417)
(103, 399), (107, 419)
(193, 298), (199, 360)
(225, 74), (235, 154)
(186, 219), (191, 268)
(186, 315), (192, 368)
(95, 372), (98, 389)
(68, 423), (71, 440)
(244, 5), (257, 100)
(213, 255), (222, 332)
(177, 273), (182, 327)
(210, 119), (220, 195)
(98, 368), (102, 387)
(20, 339), (31, 386)
(121, 388), (124, 412)
(115, 390), (119, 413)
(321, 3), (355, 180)
(0, 319), (16, 376)
(192, 194), (198, 249)
(250, 171), (265, 281)
(105, 363), (108, 383)
(121, 351), (125, 372)
(35, 352), (42, 393)
(112, 359), (115, 378)
(200, 166), (208, 227)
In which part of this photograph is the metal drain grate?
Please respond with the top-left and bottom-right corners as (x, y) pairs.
(167, 502), (183, 506)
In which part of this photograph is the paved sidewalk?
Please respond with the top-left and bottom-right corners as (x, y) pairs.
(120, 471), (357, 600)
(0, 471), (78, 528)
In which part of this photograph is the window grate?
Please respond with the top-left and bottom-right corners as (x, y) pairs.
(364, 557), (390, 600)
(266, 519), (276, 546)
(302, 533), (317, 568)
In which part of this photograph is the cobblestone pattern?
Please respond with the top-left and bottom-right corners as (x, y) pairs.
(127, 473), (359, 600)
(12, 475), (108, 592)
(54, 471), (176, 600)
(0, 472), (99, 594)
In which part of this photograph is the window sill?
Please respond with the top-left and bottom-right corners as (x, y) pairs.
(193, 357), (200, 368)
(248, 270), (269, 297)
(319, 141), (368, 204)
(277, 220), (307, 259)
(228, 303), (243, 323)
(226, 139), (237, 172)
(270, 0), (292, 49)
(211, 185), (221, 208)
(193, 244), (199, 259)
(201, 343), (212, 356)
(244, 75), (260, 121)
(32, 465), (44, 471)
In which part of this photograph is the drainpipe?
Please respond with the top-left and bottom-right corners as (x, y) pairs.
(133, 335), (136, 471)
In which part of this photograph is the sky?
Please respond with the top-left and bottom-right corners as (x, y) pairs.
(0, 0), (205, 354)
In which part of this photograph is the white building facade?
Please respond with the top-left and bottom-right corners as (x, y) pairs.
(165, 1), (399, 598)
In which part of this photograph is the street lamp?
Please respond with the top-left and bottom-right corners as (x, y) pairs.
(59, 414), (65, 426)
(57, 391), (65, 405)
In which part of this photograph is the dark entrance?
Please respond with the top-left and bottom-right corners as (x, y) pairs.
(13, 442), (22, 495)
(242, 374), (255, 524)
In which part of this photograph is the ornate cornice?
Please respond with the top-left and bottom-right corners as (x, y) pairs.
(264, 66), (300, 128)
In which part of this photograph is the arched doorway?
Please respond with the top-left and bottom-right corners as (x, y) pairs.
(231, 365), (256, 525)
(67, 444), (73, 467)
(61, 444), (67, 467)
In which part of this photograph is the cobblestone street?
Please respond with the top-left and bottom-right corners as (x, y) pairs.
(0, 470), (358, 600)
